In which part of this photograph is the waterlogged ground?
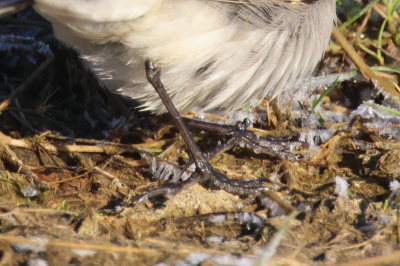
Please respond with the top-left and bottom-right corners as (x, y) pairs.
(1, 4), (400, 266)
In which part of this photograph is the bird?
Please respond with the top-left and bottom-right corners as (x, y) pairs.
(33, 0), (337, 115)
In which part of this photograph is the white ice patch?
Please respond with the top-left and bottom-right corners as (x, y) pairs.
(260, 197), (286, 217)
(299, 128), (336, 146)
(389, 180), (400, 192)
(334, 176), (349, 197)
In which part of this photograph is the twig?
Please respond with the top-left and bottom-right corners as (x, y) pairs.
(0, 131), (45, 186)
(1, 133), (174, 155)
(332, 27), (400, 98)
(0, 207), (80, 217)
(332, 251), (400, 266)
(369, 42), (400, 63)
(49, 171), (91, 184)
(0, 235), (158, 254)
(0, 49), (54, 112)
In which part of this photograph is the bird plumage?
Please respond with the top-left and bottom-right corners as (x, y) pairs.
(34, 0), (336, 113)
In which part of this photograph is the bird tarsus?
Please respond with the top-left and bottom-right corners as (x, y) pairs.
(132, 60), (305, 209)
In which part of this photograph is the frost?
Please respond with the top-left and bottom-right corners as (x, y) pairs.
(293, 72), (357, 90)
(194, 109), (258, 126)
(11, 237), (49, 254)
(187, 253), (212, 265)
(71, 249), (97, 257)
(212, 255), (255, 266)
(351, 102), (400, 121)
(208, 214), (227, 223)
(153, 263), (170, 266)
(260, 197), (286, 217)
(140, 148), (194, 182)
(225, 110), (257, 126)
(302, 144), (320, 159)
(389, 180), (400, 192)
(350, 102), (400, 139)
(299, 128), (336, 146)
(208, 235), (224, 243)
(334, 176), (349, 197)
(27, 258), (48, 266)
(320, 109), (349, 124)
(235, 212), (264, 228)
(388, 180), (400, 209)
(269, 171), (282, 189)
(20, 185), (40, 197)
(376, 214), (393, 226)
(172, 252), (256, 266)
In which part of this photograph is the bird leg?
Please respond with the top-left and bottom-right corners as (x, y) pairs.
(183, 117), (305, 161)
(132, 60), (304, 209)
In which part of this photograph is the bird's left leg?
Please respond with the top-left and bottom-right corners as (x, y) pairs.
(132, 60), (270, 208)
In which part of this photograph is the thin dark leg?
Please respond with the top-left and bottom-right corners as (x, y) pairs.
(144, 60), (216, 180)
(132, 173), (202, 209)
(132, 60), (293, 208)
(132, 61), (221, 208)
(177, 120), (305, 182)
(183, 118), (305, 161)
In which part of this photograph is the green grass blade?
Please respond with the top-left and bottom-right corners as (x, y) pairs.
(364, 101), (400, 117)
(311, 79), (338, 111)
(339, 0), (380, 30)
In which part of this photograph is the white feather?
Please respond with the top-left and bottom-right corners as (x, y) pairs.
(34, 0), (337, 114)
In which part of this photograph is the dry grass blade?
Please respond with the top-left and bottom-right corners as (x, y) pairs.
(332, 27), (400, 98)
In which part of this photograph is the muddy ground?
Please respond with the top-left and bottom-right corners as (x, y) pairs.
(1, 4), (400, 266)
